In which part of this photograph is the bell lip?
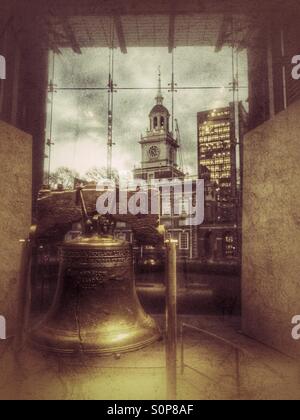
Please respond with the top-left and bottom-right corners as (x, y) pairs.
(61, 234), (130, 249)
(29, 329), (162, 356)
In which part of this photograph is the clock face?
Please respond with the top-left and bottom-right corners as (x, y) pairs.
(148, 145), (160, 160)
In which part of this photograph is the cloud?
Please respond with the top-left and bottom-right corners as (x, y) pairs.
(47, 46), (248, 177)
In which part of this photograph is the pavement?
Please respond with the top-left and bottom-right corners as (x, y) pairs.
(0, 315), (299, 400)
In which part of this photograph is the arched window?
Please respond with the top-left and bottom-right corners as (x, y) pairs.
(153, 117), (158, 129)
(160, 116), (165, 128)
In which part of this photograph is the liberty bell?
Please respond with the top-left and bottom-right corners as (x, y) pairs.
(30, 188), (160, 355)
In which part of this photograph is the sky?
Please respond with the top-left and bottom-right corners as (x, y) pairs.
(46, 46), (248, 178)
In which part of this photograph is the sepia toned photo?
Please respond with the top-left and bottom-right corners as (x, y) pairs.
(0, 0), (300, 403)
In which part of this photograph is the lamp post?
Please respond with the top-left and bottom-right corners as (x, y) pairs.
(165, 239), (178, 400)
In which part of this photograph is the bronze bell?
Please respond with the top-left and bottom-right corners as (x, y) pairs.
(30, 189), (160, 355)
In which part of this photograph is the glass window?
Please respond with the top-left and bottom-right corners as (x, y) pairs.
(179, 232), (189, 250)
(224, 233), (236, 257)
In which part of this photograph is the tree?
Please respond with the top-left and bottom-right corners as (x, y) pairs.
(49, 167), (80, 190)
(84, 167), (119, 184)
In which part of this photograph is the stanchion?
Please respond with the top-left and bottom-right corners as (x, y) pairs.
(165, 239), (178, 400)
(14, 226), (36, 351)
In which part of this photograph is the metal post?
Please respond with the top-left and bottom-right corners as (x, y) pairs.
(107, 19), (116, 180)
(107, 47), (114, 180)
(165, 239), (178, 400)
(14, 226), (36, 351)
(189, 197), (193, 260)
(47, 54), (56, 186)
(171, 50), (175, 135)
(180, 323), (184, 375)
(235, 349), (241, 399)
(280, 29), (288, 110)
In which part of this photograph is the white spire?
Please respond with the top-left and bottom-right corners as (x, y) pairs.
(155, 66), (164, 105)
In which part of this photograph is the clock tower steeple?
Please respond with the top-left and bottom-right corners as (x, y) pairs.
(149, 67), (170, 134)
(134, 69), (184, 182)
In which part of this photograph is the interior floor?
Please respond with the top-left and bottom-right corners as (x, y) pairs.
(0, 315), (298, 400)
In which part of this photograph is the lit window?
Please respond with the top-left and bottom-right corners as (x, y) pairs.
(224, 233), (235, 257)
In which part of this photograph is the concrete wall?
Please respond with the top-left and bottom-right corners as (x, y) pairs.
(0, 121), (32, 334)
(0, 11), (48, 202)
(242, 100), (300, 358)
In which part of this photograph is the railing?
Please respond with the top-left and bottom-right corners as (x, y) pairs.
(180, 322), (252, 399)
